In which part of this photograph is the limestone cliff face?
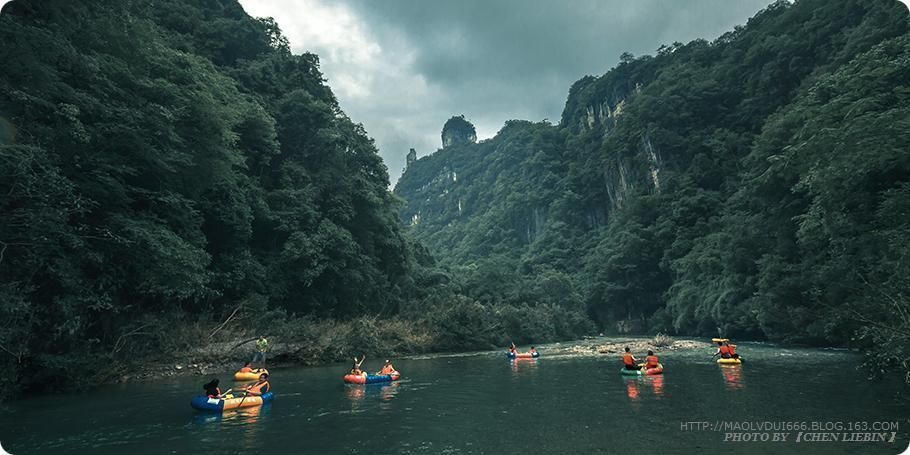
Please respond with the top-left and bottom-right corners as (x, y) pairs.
(394, 119), (563, 262)
(396, 86), (666, 263)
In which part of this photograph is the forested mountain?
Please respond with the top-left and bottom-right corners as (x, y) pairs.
(0, 0), (423, 394)
(0, 0), (597, 397)
(396, 0), (910, 368)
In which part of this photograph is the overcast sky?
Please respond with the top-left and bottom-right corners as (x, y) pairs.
(238, 0), (773, 184)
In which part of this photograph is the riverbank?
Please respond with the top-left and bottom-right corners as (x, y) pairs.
(126, 334), (714, 383)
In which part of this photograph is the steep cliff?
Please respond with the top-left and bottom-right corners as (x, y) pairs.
(395, 0), (910, 345)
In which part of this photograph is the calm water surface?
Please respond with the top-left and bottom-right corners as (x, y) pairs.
(1, 339), (907, 454)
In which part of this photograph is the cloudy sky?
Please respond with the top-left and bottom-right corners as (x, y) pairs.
(238, 0), (773, 184)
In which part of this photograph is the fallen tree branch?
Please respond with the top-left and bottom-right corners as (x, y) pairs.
(209, 303), (245, 339)
(111, 324), (152, 356)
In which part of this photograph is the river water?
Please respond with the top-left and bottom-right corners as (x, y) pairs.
(1, 339), (907, 454)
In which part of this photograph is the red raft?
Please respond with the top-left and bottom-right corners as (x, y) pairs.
(642, 363), (664, 375)
(507, 351), (540, 359)
(343, 371), (401, 384)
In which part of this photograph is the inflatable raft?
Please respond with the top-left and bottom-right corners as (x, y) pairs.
(191, 392), (274, 413)
(507, 351), (540, 359)
(643, 363), (664, 375)
(621, 367), (643, 376)
(233, 368), (269, 381)
(343, 371), (401, 384)
(620, 363), (664, 376)
(717, 358), (743, 365)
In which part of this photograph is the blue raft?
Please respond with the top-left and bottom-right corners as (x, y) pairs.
(191, 392), (274, 412)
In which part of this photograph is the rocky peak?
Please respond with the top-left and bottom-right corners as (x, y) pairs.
(405, 148), (417, 169)
(441, 115), (477, 148)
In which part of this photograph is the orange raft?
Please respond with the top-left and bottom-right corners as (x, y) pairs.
(642, 363), (664, 375)
(233, 368), (269, 381)
(343, 371), (401, 384)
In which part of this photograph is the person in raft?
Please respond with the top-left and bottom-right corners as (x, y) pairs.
(252, 335), (268, 367)
(713, 341), (739, 359)
(644, 350), (660, 369)
(350, 355), (366, 375)
(529, 346), (538, 355)
(203, 378), (223, 398)
(377, 359), (396, 375)
(239, 361), (260, 373)
(508, 342), (517, 355)
(244, 373), (270, 396)
(622, 347), (640, 370)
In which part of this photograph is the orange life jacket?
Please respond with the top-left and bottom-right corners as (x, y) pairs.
(728, 344), (736, 354)
(622, 353), (635, 366)
(646, 355), (659, 368)
(719, 345), (731, 355)
(380, 365), (394, 375)
(248, 380), (270, 395)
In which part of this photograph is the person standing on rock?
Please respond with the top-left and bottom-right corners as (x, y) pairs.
(252, 335), (269, 368)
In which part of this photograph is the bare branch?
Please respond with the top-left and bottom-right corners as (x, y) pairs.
(209, 303), (245, 339)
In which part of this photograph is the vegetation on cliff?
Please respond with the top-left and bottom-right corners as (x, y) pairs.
(396, 0), (910, 378)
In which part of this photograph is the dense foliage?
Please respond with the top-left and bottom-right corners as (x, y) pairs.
(0, 0), (397, 392)
(0, 0), (593, 397)
(396, 0), (910, 379)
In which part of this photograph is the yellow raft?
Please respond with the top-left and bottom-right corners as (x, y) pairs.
(191, 391), (274, 412)
(717, 358), (742, 365)
(233, 368), (269, 381)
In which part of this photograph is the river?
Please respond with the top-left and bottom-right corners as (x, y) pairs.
(0, 339), (907, 454)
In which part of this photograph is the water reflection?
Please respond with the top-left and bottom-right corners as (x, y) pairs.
(719, 365), (745, 391)
(190, 403), (271, 451)
(509, 358), (539, 376)
(625, 378), (641, 401)
(647, 375), (664, 397)
(344, 382), (401, 403)
(624, 375), (664, 401)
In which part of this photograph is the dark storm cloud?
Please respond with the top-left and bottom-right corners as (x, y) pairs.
(241, 0), (773, 183)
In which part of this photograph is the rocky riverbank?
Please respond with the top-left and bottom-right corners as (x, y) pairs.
(530, 335), (713, 359)
(121, 335), (714, 383)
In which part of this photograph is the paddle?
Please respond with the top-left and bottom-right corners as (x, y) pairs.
(236, 389), (251, 408)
